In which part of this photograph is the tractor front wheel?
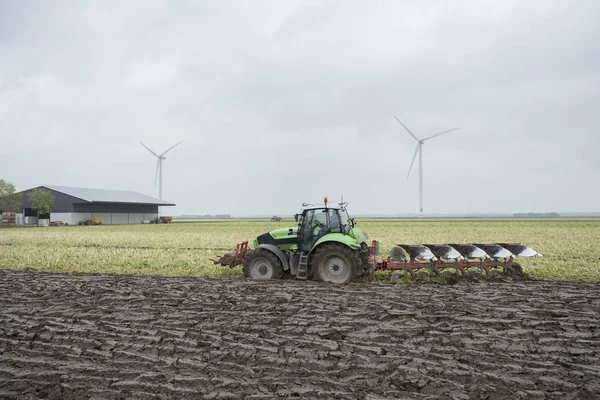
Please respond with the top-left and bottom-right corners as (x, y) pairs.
(312, 244), (360, 284)
(242, 249), (284, 280)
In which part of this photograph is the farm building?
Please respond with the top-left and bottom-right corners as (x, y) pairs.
(15, 186), (175, 225)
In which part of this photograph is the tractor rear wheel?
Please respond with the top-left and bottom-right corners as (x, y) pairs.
(243, 249), (284, 280)
(311, 244), (360, 284)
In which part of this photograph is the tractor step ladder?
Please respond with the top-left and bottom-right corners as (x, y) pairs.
(297, 252), (309, 279)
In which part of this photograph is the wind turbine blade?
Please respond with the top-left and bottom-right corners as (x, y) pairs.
(422, 128), (459, 141)
(140, 142), (159, 157)
(393, 116), (420, 141)
(407, 144), (420, 178)
(154, 160), (160, 188)
(160, 141), (183, 157)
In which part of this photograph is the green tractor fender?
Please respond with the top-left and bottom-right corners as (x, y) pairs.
(308, 233), (362, 257)
(256, 244), (290, 271)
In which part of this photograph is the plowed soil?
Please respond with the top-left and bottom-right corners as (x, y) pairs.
(1, 270), (599, 399)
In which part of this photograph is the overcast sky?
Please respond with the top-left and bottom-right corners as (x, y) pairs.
(1, 0), (599, 216)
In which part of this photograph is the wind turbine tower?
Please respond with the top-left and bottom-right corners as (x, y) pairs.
(394, 117), (459, 216)
(140, 141), (182, 201)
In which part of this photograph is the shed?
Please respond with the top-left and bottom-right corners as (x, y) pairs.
(16, 185), (175, 225)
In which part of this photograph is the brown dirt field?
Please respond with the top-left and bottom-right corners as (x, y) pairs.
(1, 269), (599, 399)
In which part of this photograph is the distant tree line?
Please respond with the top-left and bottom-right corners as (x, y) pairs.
(512, 212), (560, 218)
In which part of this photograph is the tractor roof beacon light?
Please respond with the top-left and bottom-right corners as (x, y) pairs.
(324, 196), (328, 208)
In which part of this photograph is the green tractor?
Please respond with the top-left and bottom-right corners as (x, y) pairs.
(216, 198), (371, 283)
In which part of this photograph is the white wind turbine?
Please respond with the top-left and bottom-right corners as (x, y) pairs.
(140, 141), (182, 201)
(394, 117), (459, 216)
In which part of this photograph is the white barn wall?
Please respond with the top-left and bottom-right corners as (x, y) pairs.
(111, 214), (129, 224)
(50, 213), (72, 225)
(127, 213), (145, 223)
(71, 213), (93, 225)
(128, 213), (157, 223)
(73, 213), (159, 225)
(49, 212), (161, 225)
(145, 213), (158, 222)
(91, 213), (112, 224)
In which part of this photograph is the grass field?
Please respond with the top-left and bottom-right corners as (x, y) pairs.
(1, 219), (599, 281)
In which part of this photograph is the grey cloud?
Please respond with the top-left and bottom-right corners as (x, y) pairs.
(1, 0), (599, 216)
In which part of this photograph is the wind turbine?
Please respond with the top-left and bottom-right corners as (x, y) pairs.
(139, 141), (182, 201)
(394, 117), (458, 216)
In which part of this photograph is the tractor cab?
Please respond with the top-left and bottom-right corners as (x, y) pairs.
(296, 197), (353, 252)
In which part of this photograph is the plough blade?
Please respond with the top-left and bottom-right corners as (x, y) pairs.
(388, 246), (407, 261)
(424, 244), (463, 260)
(447, 244), (489, 259)
(500, 243), (543, 257)
(474, 244), (514, 259)
(397, 245), (437, 261)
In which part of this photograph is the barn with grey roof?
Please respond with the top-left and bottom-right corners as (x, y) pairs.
(15, 186), (175, 225)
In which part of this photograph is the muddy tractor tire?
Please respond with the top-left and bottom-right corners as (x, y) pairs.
(311, 243), (360, 284)
(242, 249), (284, 280)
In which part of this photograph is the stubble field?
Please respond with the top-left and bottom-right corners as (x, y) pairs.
(0, 218), (599, 280)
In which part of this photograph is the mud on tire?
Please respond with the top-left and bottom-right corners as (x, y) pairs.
(242, 249), (284, 280)
(358, 242), (372, 277)
(311, 243), (360, 284)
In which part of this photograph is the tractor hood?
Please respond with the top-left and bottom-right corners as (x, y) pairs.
(269, 227), (298, 239)
(252, 226), (368, 251)
(253, 227), (298, 249)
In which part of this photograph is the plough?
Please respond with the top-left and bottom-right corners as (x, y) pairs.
(368, 241), (542, 278)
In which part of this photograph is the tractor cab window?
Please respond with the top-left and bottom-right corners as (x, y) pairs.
(327, 209), (341, 232)
(338, 208), (351, 232)
(312, 209), (327, 228)
(299, 208), (340, 251)
(300, 209), (320, 251)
